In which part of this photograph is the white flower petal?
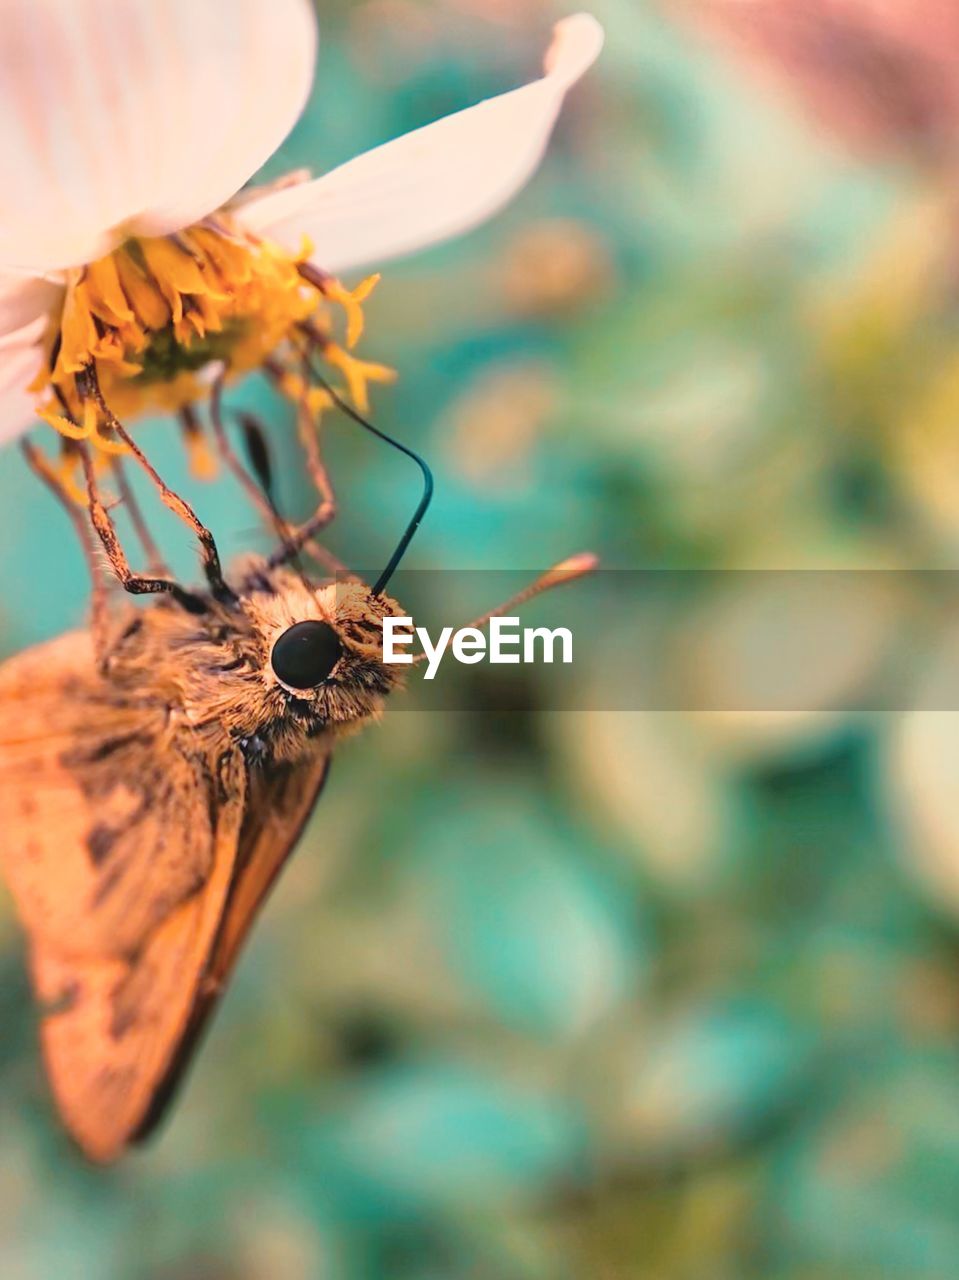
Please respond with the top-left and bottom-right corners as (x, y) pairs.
(0, 337), (44, 443)
(238, 13), (604, 274)
(0, 0), (317, 273)
(0, 313), (48, 353)
(0, 273), (60, 340)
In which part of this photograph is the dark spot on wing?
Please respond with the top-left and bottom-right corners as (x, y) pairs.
(67, 730), (151, 767)
(87, 823), (120, 866)
(110, 961), (155, 1040)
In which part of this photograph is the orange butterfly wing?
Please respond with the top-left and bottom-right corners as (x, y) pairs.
(132, 750), (332, 1146)
(0, 630), (331, 1161)
(0, 630), (221, 956)
(29, 749), (245, 1163)
(209, 753), (332, 987)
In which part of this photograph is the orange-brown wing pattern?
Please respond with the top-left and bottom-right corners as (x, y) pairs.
(0, 630), (214, 956)
(210, 750), (332, 983)
(0, 631), (250, 1160)
(126, 750), (333, 1148)
(22, 749), (247, 1162)
(0, 629), (334, 1161)
(30, 751), (246, 1162)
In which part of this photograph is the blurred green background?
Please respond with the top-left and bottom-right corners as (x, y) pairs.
(6, 1), (959, 1276)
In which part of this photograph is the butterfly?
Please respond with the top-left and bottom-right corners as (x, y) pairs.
(0, 383), (594, 1161)
(0, 560), (404, 1161)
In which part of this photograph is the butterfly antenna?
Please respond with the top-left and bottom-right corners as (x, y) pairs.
(409, 552), (599, 664)
(309, 370), (433, 596)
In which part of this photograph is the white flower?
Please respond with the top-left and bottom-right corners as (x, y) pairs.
(0, 0), (604, 463)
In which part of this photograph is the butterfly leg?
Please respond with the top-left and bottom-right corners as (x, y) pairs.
(77, 442), (208, 617)
(208, 377), (286, 532)
(21, 439), (111, 653)
(208, 376), (346, 576)
(108, 457), (170, 578)
(266, 397), (338, 569)
(78, 364), (236, 606)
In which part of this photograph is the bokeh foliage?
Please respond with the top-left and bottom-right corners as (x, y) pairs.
(4, 2), (959, 1277)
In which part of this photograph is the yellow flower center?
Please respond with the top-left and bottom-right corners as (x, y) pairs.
(31, 216), (395, 470)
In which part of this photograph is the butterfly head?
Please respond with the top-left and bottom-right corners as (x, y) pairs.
(236, 567), (406, 741)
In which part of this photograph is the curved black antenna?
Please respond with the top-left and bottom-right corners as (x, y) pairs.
(309, 370), (434, 596)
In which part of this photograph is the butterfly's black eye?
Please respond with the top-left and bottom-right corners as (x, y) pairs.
(271, 620), (342, 690)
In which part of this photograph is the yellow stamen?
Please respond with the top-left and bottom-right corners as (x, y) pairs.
(85, 256), (135, 326)
(188, 225), (254, 286)
(37, 403), (91, 441)
(139, 237), (224, 324)
(81, 398), (99, 438)
(34, 217), (392, 458)
(324, 343), (397, 413)
(55, 281), (100, 378)
(307, 386), (335, 420)
(115, 250), (170, 331)
(89, 421), (129, 457)
(181, 423), (219, 482)
(55, 452), (89, 506)
(323, 273), (381, 348)
(276, 369), (335, 421)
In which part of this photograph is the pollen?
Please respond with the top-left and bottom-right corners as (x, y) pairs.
(32, 219), (392, 456)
